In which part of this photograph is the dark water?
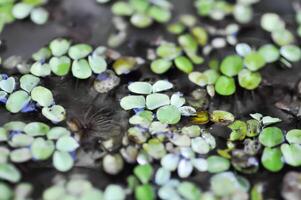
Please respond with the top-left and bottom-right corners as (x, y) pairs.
(0, 0), (301, 199)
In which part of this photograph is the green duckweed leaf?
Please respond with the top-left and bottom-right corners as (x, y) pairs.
(210, 172), (246, 196)
(167, 22), (185, 34)
(111, 2), (133, 16)
(120, 95), (145, 110)
(236, 43), (252, 57)
(30, 62), (51, 77)
(143, 138), (166, 159)
(261, 147), (284, 172)
(49, 56), (71, 76)
(10, 148), (32, 163)
(203, 69), (219, 85)
(259, 127), (284, 147)
(102, 154), (124, 175)
(157, 105), (181, 124)
(71, 59), (92, 79)
(42, 185), (65, 200)
(0, 163), (21, 183)
(146, 93), (170, 110)
(272, 29), (294, 46)
(238, 69), (262, 90)
(130, 0), (149, 12)
(24, 122), (50, 136)
(4, 121), (26, 132)
(156, 43), (181, 60)
(181, 125), (201, 137)
(6, 90), (31, 113)
(280, 45), (301, 62)
(192, 26), (208, 46)
(47, 127), (71, 140)
(130, 13), (153, 28)
(150, 59), (172, 74)
(258, 44), (280, 63)
(260, 13), (284, 32)
(161, 153), (180, 171)
(152, 80), (173, 93)
(134, 164), (153, 184)
(233, 4), (252, 24)
(30, 7), (49, 25)
(135, 184), (155, 200)
(53, 150), (74, 172)
(178, 159), (193, 178)
(42, 105), (66, 123)
(0, 182), (12, 200)
(31, 86), (54, 107)
(9, 134), (34, 147)
(281, 143), (301, 167)
(215, 76), (236, 96)
(177, 182), (202, 200)
(207, 155), (230, 173)
(81, 189), (104, 200)
(56, 136), (79, 152)
(0, 128), (8, 142)
(178, 34), (198, 52)
(128, 82), (152, 95)
(154, 167), (170, 185)
(103, 185), (125, 200)
(31, 138), (55, 160)
(148, 6), (171, 23)
(174, 56), (193, 73)
(261, 116), (281, 126)
(220, 55), (243, 77)
(244, 52), (266, 71)
(49, 38), (71, 57)
(0, 77), (15, 93)
(286, 129), (301, 144)
(12, 3), (32, 19)
(20, 74), (40, 93)
(88, 55), (107, 74)
(68, 44), (93, 60)
(188, 71), (208, 87)
(191, 137), (210, 154)
(170, 93), (185, 108)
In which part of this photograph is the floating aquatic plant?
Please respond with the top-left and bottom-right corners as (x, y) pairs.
(0, 121), (79, 184)
(194, 0), (259, 23)
(189, 42), (301, 96)
(0, 74), (66, 122)
(120, 80), (196, 124)
(0, 0), (49, 32)
(111, 0), (172, 28)
(42, 176), (126, 200)
(32, 38), (141, 80)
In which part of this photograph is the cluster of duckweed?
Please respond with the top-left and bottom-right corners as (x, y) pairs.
(150, 14), (241, 75)
(217, 113), (301, 174)
(189, 42), (301, 96)
(0, 0), (49, 32)
(0, 73), (66, 122)
(126, 163), (252, 200)
(2, 0), (301, 199)
(111, 0), (172, 28)
(0, 121), (79, 185)
(194, 0), (259, 23)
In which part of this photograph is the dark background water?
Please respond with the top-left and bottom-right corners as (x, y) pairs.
(0, 0), (301, 199)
